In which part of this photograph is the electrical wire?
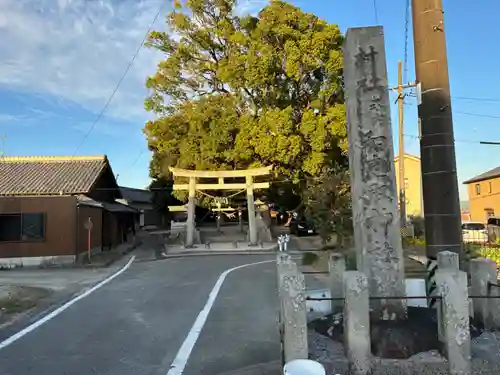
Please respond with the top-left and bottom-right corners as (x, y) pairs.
(72, 1), (166, 155)
(403, 0), (411, 84)
(403, 133), (488, 145)
(404, 94), (500, 120)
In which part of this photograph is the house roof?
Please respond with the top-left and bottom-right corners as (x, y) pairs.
(463, 166), (500, 184)
(77, 195), (138, 213)
(119, 186), (152, 203)
(0, 155), (111, 196)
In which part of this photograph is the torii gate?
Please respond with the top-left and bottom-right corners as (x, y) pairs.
(169, 166), (272, 247)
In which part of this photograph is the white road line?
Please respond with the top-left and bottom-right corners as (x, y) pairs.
(0, 255), (136, 351)
(167, 259), (275, 375)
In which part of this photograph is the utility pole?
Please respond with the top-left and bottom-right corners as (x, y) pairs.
(390, 62), (416, 228)
(397, 60), (406, 227)
(412, 0), (463, 301)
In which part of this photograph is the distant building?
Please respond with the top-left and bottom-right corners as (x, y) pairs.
(394, 154), (424, 218)
(117, 186), (160, 227)
(463, 165), (500, 222)
(0, 156), (137, 267)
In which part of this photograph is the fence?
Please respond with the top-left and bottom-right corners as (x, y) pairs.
(277, 252), (500, 375)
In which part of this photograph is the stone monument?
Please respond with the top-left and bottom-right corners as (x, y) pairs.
(343, 26), (406, 319)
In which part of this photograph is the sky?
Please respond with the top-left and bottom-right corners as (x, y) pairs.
(0, 0), (497, 200)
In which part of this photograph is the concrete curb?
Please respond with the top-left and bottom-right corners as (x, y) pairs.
(157, 249), (311, 259)
(216, 360), (281, 375)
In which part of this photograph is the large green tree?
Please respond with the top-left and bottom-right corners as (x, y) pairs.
(144, 0), (349, 223)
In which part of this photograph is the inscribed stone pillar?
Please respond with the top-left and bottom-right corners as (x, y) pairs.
(343, 26), (406, 319)
(246, 175), (257, 245)
(185, 177), (196, 247)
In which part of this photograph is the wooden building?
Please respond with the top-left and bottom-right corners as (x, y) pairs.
(0, 155), (137, 267)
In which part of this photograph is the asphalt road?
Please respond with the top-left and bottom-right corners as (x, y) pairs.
(0, 253), (281, 375)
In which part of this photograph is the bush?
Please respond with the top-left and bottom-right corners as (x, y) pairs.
(302, 252), (319, 266)
(477, 247), (500, 264)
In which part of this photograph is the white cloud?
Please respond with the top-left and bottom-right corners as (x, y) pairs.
(0, 0), (267, 124)
(0, 0), (168, 121)
(235, 0), (269, 15)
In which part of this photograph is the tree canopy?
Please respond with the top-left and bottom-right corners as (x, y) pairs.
(144, 0), (349, 220)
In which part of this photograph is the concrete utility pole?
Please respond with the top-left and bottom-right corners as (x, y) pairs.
(397, 60), (406, 227)
(412, 0), (463, 262)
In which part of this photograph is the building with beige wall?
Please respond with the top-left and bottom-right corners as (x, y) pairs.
(394, 154), (424, 218)
(464, 166), (500, 222)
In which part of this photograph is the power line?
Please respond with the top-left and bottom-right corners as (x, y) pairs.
(373, 0), (379, 24)
(404, 96), (500, 120)
(450, 95), (500, 103)
(403, 133), (487, 145)
(72, 1), (166, 155)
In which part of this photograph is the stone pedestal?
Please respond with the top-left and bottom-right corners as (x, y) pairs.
(343, 26), (406, 319)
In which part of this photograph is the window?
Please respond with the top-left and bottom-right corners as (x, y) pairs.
(475, 184), (481, 195)
(489, 182), (492, 194)
(0, 213), (45, 242)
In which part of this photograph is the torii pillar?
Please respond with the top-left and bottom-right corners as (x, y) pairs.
(246, 175), (257, 245)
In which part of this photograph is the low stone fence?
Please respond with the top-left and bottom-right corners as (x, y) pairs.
(276, 251), (500, 375)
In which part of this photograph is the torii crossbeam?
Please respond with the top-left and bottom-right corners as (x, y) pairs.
(169, 166), (272, 247)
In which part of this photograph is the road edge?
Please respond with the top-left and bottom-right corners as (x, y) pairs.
(0, 255), (136, 350)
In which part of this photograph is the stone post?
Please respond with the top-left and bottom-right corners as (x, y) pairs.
(279, 262), (308, 362)
(470, 258), (498, 329)
(185, 177), (196, 247)
(276, 253), (297, 332)
(344, 271), (371, 375)
(328, 253), (345, 312)
(437, 251), (459, 344)
(435, 269), (471, 375)
(246, 175), (257, 246)
(343, 26), (406, 319)
(438, 251), (459, 270)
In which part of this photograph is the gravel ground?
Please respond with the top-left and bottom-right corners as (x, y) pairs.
(0, 285), (52, 326)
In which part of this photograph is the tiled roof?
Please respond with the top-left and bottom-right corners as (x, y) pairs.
(463, 166), (500, 184)
(0, 156), (109, 195)
(119, 186), (152, 203)
(77, 195), (138, 213)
